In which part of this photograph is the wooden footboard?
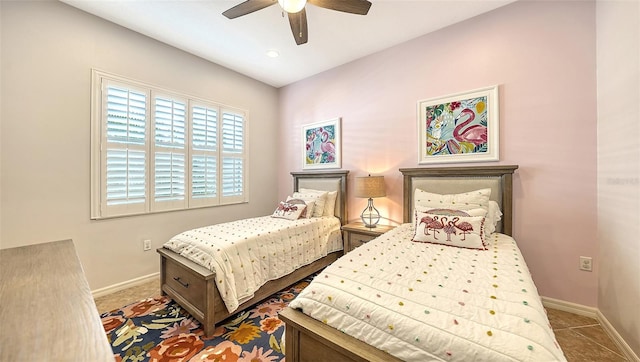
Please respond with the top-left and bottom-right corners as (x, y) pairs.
(158, 247), (340, 337)
(279, 307), (402, 362)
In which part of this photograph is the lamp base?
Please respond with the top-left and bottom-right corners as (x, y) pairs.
(360, 198), (381, 228)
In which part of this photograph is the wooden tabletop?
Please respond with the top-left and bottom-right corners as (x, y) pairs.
(0, 240), (114, 361)
(341, 222), (396, 236)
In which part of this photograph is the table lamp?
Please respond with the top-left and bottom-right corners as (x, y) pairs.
(354, 175), (386, 228)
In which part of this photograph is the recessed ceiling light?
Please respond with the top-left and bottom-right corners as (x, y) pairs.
(266, 49), (280, 58)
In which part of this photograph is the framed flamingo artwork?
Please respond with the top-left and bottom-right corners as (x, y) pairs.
(417, 85), (499, 164)
(302, 117), (342, 169)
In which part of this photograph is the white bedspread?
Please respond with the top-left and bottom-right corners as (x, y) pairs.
(289, 224), (566, 362)
(163, 215), (342, 313)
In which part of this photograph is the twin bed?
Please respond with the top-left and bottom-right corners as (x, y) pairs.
(280, 165), (566, 361)
(157, 170), (348, 337)
(158, 165), (566, 361)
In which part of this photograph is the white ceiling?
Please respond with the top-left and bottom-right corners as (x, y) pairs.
(60, 0), (516, 88)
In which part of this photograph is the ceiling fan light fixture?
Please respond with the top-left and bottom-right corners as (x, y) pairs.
(222, 0), (372, 46)
(277, 0), (306, 13)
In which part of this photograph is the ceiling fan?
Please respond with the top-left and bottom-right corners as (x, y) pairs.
(222, 0), (372, 45)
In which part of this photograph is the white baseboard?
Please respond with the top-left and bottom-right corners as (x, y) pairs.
(541, 296), (598, 319)
(597, 309), (640, 362)
(91, 272), (160, 299)
(542, 296), (639, 362)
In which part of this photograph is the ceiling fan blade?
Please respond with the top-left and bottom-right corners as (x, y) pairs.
(288, 9), (308, 45)
(307, 0), (371, 15)
(222, 0), (277, 19)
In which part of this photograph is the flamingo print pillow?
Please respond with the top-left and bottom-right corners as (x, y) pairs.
(285, 197), (315, 219)
(271, 200), (307, 220)
(412, 209), (487, 250)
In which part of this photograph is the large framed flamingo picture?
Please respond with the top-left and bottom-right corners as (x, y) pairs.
(418, 85), (499, 164)
(302, 117), (342, 169)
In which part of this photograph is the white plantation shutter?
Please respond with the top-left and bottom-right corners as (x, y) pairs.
(222, 158), (243, 195)
(191, 105), (218, 206)
(154, 152), (185, 201)
(152, 96), (187, 211)
(222, 111), (244, 153)
(101, 82), (148, 216)
(221, 111), (245, 203)
(91, 70), (248, 219)
(192, 155), (217, 196)
(105, 149), (146, 205)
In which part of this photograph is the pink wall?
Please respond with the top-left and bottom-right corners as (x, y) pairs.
(278, 1), (597, 306)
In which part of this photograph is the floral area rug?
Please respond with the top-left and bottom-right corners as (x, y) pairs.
(101, 276), (314, 362)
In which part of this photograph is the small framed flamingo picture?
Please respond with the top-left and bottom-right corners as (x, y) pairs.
(417, 85), (499, 164)
(302, 117), (342, 169)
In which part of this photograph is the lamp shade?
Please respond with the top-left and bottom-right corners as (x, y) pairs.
(354, 175), (386, 198)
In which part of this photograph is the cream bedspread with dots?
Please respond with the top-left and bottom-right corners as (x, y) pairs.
(163, 215), (342, 313)
(289, 223), (566, 362)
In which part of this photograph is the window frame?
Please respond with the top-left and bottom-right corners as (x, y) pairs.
(90, 69), (248, 219)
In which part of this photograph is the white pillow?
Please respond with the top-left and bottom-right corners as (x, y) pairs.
(323, 191), (338, 216)
(413, 210), (487, 250)
(286, 197), (315, 219)
(292, 190), (327, 218)
(271, 201), (306, 220)
(300, 188), (337, 217)
(414, 188), (491, 214)
(486, 200), (502, 235)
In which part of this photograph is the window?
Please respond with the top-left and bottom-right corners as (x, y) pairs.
(91, 70), (247, 219)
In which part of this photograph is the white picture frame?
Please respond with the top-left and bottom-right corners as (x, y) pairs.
(302, 118), (342, 170)
(417, 85), (499, 164)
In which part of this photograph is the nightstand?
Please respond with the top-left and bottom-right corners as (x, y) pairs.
(341, 222), (396, 253)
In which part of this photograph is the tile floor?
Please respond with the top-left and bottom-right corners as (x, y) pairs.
(94, 279), (628, 362)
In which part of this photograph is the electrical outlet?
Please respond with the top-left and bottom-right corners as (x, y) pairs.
(143, 239), (152, 251)
(579, 256), (592, 272)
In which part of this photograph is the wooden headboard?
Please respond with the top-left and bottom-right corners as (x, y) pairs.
(399, 166), (518, 235)
(290, 170), (349, 225)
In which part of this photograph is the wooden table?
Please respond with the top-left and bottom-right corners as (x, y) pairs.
(0, 240), (114, 361)
(341, 222), (396, 253)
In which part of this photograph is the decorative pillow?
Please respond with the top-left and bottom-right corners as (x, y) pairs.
(271, 201), (306, 220)
(421, 207), (490, 239)
(286, 197), (315, 219)
(486, 200), (502, 235)
(412, 210), (486, 250)
(414, 188), (491, 214)
(292, 190), (327, 218)
(299, 188), (337, 217)
(323, 191), (338, 216)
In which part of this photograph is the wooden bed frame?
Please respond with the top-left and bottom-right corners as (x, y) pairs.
(279, 165), (519, 362)
(157, 170), (349, 337)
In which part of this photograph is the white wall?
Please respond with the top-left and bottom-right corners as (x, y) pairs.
(596, 0), (640, 356)
(278, 0), (599, 307)
(0, 0), (280, 291)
